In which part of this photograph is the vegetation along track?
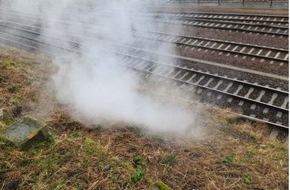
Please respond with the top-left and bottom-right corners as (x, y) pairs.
(0, 20), (288, 130)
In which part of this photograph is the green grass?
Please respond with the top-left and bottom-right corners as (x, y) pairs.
(133, 155), (147, 168)
(0, 131), (153, 189)
(131, 167), (145, 183)
(160, 153), (177, 165)
(222, 153), (234, 165)
(242, 173), (252, 184)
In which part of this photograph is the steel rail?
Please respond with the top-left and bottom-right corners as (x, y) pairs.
(120, 55), (288, 129)
(0, 21), (286, 80)
(145, 12), (289, 26)
(1, 18), (288, 66)
(146, 17), (289, 37)
(133, 30), (289, 65)
(1, 10), (288, 38)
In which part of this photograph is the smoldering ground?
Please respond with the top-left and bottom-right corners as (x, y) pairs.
(0, 0), (205, 137)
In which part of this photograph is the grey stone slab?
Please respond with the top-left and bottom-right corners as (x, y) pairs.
(2, 116), (49, 147)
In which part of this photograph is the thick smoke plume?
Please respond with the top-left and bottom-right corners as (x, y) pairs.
(1, 0), (201, 135)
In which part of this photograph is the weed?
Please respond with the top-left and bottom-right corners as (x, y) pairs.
(222, 153), (234, 165)
(161, 154), (177, 165)
(3, 118), (13, 126)
(133, 155), (147, 168)
(246, 149), (255, 159)
(131, 167), (144, 183)
(82, 137), (98, 156)
(10, 95), (22, 104)
(23, 135), (54, 150)
(81, 159), (89, 168)
(1, 60), (16, 67)
(242, 173), (252, 184)
(41, 157), (57, 169)
(46, 136), (55, 145)
(245, 146), (257, 160)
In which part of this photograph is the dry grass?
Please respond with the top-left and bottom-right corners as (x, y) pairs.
(0, 46), (288, 189)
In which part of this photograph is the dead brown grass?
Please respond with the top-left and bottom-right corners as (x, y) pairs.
(0, 46), (288, 190)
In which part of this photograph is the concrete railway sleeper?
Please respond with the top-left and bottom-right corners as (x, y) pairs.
(146, 17), (288, 37)
(133, 30), (289, 65)
(144, 12), (289, 26)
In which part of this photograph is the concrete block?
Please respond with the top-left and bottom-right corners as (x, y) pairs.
(1, 116), (49, 147)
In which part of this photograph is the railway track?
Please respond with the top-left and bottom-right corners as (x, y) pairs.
(133, 30), (289, 66)
(1, 18), (288, 67)
(165, 0), (289, 5)
(102, 11), (290, 37)
(119, 50), (288, 129)
(146, 12), (289, 26)
(1, 10), (289, 38)
(146, 17), (289, 37)
(0, 20), (288, 129)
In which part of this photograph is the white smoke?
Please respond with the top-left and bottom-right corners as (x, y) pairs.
(0, 0), (202, 135)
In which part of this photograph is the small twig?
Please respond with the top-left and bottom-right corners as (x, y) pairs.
(224, 178), (241, 189)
